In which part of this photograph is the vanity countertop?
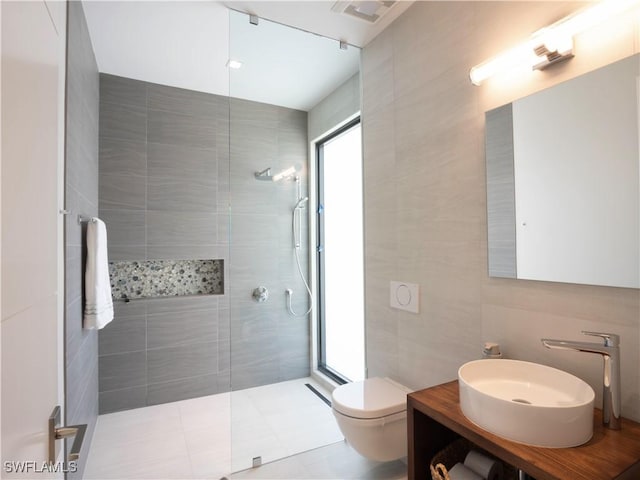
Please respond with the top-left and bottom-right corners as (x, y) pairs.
(408, 380), (640, 480)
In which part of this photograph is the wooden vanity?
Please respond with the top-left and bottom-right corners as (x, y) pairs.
(408, 381), (640, 480)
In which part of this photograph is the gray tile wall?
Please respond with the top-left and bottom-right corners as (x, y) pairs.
(65, 2), (99, 477)
(98, 74), (309, 412)
(228, 98), (310, 390)
(308, 73), (361, 141)
(98, 74), (229, 413)
(362, 1), (640, 420)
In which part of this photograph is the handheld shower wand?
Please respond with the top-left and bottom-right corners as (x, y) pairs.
(287, 193), (312, 317)
(294, 196), (309, 209)
(293, 196), (309, 248)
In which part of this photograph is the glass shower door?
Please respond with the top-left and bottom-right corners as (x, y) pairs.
(227, 10), (360, 473)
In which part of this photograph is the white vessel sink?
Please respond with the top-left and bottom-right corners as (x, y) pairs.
(458, 359), (595, 448)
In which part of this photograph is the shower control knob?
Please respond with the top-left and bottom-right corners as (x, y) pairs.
(252, 286), (269, 303)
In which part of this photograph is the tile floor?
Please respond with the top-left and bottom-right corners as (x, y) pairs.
(85, 377), (401, 479)
(229, 442), (407, 480)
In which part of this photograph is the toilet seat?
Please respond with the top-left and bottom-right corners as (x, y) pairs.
(331, 377), (411, 419)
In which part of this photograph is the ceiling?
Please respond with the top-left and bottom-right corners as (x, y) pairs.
(82, 1), (414, 111)
(228, 9), (361, 110)
(223, 1), (414, 47)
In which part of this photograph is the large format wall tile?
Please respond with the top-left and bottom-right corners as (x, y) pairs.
(65, 244), (83, 307)
(66, 333), (99, 425)
(147, 142), (217, 179)
(98, 73), (310, 412)
(278, 317), (311, 381)
(100, 73), (147, 108)
(99, 314), (146, 356)
(230, 97), (279, 129)
(146, 295), (218, 315)
(308, 73), (360, 141)
(106, 246), (148, 263)
(100, 102), (147, 143)
(99, 173), (146, 210)
(70, 363), (99, 468)
(147, 108), (217, 149)
(230, 361), (280, 391)
(146, 211), (218, 246)
(99, 209), (146, 251)
(146, 245), (222, 261)
(147, 176), (217, 212)
(147, 309), (218, 349)
(65, 3), (99, 477)
(99, 351), (147, 392)
(147, 82), (222, 119)
(99, 137), (146, 178)
(67, 106), (99, 205)
(147, 342), (218, 384)
(65, 297), (84, 368)
(99, 386), (147, 414)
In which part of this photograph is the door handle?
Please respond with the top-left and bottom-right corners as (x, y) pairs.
(48, 406), (87, 463)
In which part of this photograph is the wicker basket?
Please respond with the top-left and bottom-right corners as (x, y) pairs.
(430, 438), (473, 480)
(429, 438), (517, 480)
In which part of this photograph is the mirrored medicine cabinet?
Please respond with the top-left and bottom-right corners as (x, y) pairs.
(486, 53), (640, 289)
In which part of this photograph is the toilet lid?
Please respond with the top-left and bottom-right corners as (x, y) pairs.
(331, 377), (410, 419)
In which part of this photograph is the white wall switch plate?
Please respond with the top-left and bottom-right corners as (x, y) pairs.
(390, 281), (419, 313)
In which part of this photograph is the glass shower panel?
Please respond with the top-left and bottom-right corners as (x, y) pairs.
(228, 10), (360, 472)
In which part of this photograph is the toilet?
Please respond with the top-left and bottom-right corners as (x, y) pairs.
(331, 377), (412, 462)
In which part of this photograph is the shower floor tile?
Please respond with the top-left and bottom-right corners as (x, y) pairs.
(230, 441), (408, 480)
(84, 377), (345, 479)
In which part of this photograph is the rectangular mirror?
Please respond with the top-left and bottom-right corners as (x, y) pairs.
(486, 54), (640, 289)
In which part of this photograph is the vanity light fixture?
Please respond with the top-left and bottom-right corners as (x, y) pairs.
(469, 33), (573, 86)
(470, 0), (640, 85)
(226, 59), (243, 69)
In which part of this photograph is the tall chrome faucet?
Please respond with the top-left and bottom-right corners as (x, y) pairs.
(541, 331), (621, 430)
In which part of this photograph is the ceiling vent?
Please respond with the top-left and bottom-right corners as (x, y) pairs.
(331, 1), (397, 24)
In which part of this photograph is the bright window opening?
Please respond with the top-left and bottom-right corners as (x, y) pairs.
(317, 119), (365, 382)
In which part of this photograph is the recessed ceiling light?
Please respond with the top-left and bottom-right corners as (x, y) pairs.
(226, 59), (243, 69)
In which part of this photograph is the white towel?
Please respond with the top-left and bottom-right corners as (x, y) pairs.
(83, 218), (113, 329)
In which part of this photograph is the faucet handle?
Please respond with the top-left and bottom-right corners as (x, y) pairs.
(582, 331), (620, 347)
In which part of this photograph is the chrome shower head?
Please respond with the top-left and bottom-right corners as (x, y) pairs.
(254, 166), (297, 182)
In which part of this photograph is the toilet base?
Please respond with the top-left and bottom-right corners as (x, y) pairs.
(333, 409), (407, 462)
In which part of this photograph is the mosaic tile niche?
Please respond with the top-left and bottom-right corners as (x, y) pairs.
(109, 259), (224, 300)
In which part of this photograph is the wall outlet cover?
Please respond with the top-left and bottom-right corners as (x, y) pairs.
(390, 281), (419, 313)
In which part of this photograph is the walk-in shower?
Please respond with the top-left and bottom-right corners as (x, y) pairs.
(78, 3), (360, 477)
(226, 8), (360, 470)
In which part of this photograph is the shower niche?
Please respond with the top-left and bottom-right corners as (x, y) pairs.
(109, 259), (224, 300)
